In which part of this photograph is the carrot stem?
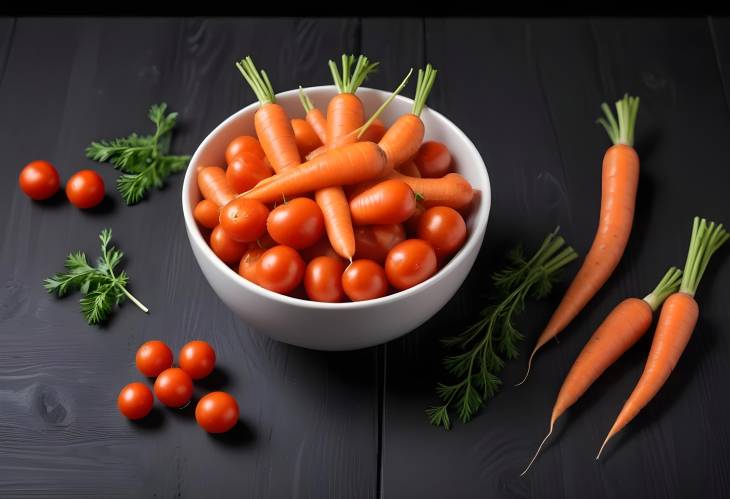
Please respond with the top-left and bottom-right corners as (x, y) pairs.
(329, 54), (379, 94)
(596, 93), (640, 147)
(642, 267), (683, 311)
(299, 86), (314, 113)
(412, 63), (438, 116)
(236, 56), (277, 105)
(356, 68), (413, 139)
(679, 217), (729, 296)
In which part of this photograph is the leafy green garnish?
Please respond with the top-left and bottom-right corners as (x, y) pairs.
(426, 229), (578, 430)
(85, 103), (189, 205)
(44, 229), (148, 325)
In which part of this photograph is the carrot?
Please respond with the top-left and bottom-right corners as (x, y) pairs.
(521, 267), (683, 475)
(378, 64), (437, 171)
(240, 141), (387, 204)
(193, 199), (221, 229)
(518, 95), (641, 385)
(198, 166), (235, 207)
(291, 118), (322, 157)
(359, 118), (386, 143)
(396, 160), (422, 178)
(236, 56), (300, 173)
(597, 217), (729, 459)
(350, 179), (416, 225)
(298, 87), (328, 144)
(386, 171), (473, 209)
(310, 55), (377, 260)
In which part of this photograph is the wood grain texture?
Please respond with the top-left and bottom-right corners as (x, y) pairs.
(0, 17), (729, 499)
(0, 18), (378, 499)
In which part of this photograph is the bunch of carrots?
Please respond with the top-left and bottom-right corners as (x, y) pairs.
(193, 55), (476, 302)
(518, 95), (729, 473)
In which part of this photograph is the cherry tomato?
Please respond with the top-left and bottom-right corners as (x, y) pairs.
(267, 198), (324, 249)
(194, 199), (220, 230)
(413, 141), (452, 178)
(219, 198), (269, 243)
(65, 169), (105, 209)
(354, 224), (406, 263)
(349, 179), (416, 225)
(18, 160), (60, 200)
(135, 340), (174, 377)
(385, 239), (437, 290)
(417, 206), (467, 258)
(210, 225), (248, 264)
(195, 391), (239, 433)
(117, 382), (154, 420)
(291, 118), (322, 157)
(304, 256), (346, 302)
(238, 246), (266, 283)
(179, 340), (216, 380)
(226, 152), (273, 193)
(256, 245), (305, 294)
(342, 259), (389, 301)
(154, 368), (194, 408)
(225, 135), (266, 164)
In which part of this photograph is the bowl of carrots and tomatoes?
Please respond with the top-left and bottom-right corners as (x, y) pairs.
(182, 77), (491, 351)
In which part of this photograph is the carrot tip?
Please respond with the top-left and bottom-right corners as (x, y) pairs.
(520, 423), (554, 477)
(596, 436), (611, 461)
(514, 350), (536, 387)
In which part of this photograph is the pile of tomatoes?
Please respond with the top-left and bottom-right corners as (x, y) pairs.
(18, 160), (105, 209)
(118, 340), (239, 434)
(193, 136), (469, 302)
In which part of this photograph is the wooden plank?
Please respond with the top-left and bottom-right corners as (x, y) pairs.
(379, 17), (730, 499)
(0, 17), (379, 499)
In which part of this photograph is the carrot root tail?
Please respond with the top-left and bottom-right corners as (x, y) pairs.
(520, 423), (554, 477)
(596, 433), (613, 460)
(515, 350), (537, 387)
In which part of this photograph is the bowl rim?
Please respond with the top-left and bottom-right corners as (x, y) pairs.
(182, 85), (491, 310)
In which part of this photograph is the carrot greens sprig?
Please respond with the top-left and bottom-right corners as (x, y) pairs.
(597, 93), (640, 147)
(236, 56), (277, 105)
(426, 230), (578, 430)
(412, 63), (438, 116)
(329, 54), (379, 95)
(680, 217), (730, 295)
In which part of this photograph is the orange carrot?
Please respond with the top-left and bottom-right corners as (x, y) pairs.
(597, 217), (729, 459)
(193, 199), (221, 229)
(350, 179), (416, 225)
(198, 166), (235, 207)
(315, 187), (355, 261)
(298, 87), (328, 144)
(236, 56), (301, 173)
(359, 118), (386, 143)
(291, 118), (322, 157)
(378, 64), (437, 171)
(396, 160), (422, 178)
(387, 171), (472, 209)
(521, 267), (683, 475)
(518, 95), (641, 384)
(240, 141), (386, 204)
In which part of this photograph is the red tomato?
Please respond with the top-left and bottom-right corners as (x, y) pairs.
(349, 179), (416, 225)
(194, 199), (220, 230)
(18, 160), (60, 200)
(210, 225), (248, 264)
(342, 260), (389, 301)
(179, 340), (216, 380)
(65, 169), (105, 209)
(238, 246), (266, 283)
(413, 141), (452, 178)
(117, 382), (154, 420)
(256, 245), (305, 294)
(195, 392), (239, 433)
(385, 239), (437, 290)
(226, 152), (273, 193)
(225, 135), (266, 164)
(417, 206), (467, 257)
(354, 224), (406, 263)
(304, 256), (346, 302)
(267, 198), (324, 249)
(219, 198), (269, 243)
(135, 340), (173, 377)
(154, 368), (194, 408)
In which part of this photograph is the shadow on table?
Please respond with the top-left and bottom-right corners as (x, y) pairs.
(208, 418), (256, 448)
(130, 407), (165, 430)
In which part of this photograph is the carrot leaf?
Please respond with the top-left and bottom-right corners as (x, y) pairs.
(329, 54), (379, 94)
(236, 56), (276, 105)
(643, 267), (683, 311)
(412, 63), (438, 116)
(596, 93), (640, 146)
(426, 230), (578, 429)
(679, 217), (729, 296)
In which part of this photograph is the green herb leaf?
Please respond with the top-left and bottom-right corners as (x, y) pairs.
(85, 103), (190, 205)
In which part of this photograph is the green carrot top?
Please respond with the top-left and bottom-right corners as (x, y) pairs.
(643, 267), (683, 311)
(679, 217), (729, 296)
(236, 56), (277, 106)
(597, 93), (640, 147)
(329, 54), (379, 94)
(412, 63), (437, 116)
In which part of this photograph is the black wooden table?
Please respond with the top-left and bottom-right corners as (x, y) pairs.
(1, 17), (730, 499)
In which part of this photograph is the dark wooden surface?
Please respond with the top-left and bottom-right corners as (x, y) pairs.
(1, 17), (729, 499)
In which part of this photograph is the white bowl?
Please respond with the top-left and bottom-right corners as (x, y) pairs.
(182, 86), (491, 351)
